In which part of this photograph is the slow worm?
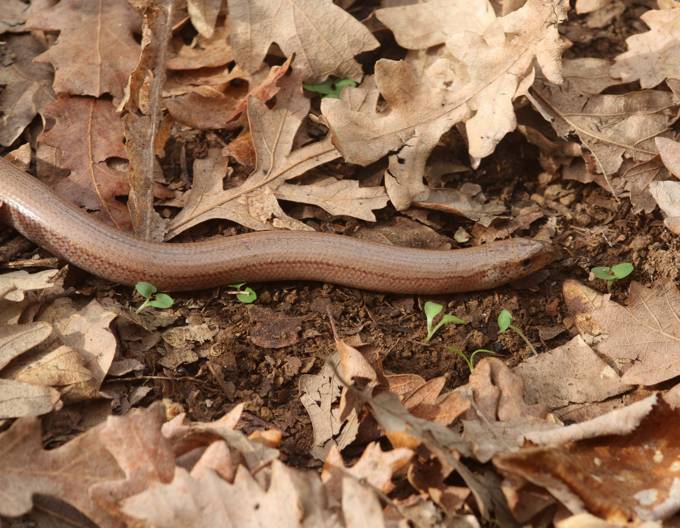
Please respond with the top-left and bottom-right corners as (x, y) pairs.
(0, 157), (555, 293)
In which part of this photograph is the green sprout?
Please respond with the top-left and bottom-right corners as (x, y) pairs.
(498, 309), (537, 356)
(448, 346), (499, 373)
(303, 77), (357, 98)
(423, 301), (466, 342)
(228, 282), (257, 304)
(135, 282), (174, 313)
(591, 262), (634, 290)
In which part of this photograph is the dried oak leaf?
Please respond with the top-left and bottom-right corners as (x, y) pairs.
(27, 0), (141, 102)
(323, 0), (567, 209)
(0, 416), (124, 527)
(167, 22), (233, 70)
(611, 7), (680, 89)
(530, 77), (678, 188)
(166, 76), (385, 237)
(187, 0), (223, 38)
(226, 0), (379, 81)
(39, 96), (131, 229)
(122, 460), (339, 527)
(513, 335), (632, 410)
(650, 137), (680, 234)
(0, 33), (54, 146)
(564, 279), (680, 386)
(495, 396), (680, 522)
(375, 0), (496, 50)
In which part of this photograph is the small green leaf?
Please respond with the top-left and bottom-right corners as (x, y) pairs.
(440, 314), (466, 326)
(135, 281), (157, 298)
(304, 77), (357, 98)
(424, 301), (443, 321)
(591, 266), (616, 281)
(149, 293), (174, 309)
(611, 262), (634, 279)
(236, 287), (257, 304)
(229, 282), (246, 289)
(498, 309), (513, 333)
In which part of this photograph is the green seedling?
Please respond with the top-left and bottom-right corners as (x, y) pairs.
(423, 301), (465, 342)
(228, 282), (257, 304)
(591, 262), (634, 289)
(303, 77), (357, 98)
(135, 282), (174, 313)
(498, 308), (537, 356)
(448, 346), (499, 373)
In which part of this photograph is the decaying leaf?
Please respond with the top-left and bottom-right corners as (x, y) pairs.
(226, 0), (379, 81)
(187, 0), (223, 38)
(496, 397), (680, 522)
(27, 0), (141, 101)
(0, 34), (54, 146)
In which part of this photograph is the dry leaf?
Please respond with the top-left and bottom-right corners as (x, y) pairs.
(168, 23), (232, 70)
(39, 96), (131, 229)
(513, 335), (632, 410)
(323, 0), (567, 209)
(28, 0), (141, 101)
(187, 0), (223, 38)
(226, 0), (379, 81)
(649, 180), (680, 234)
(0, 33), (54, 146)
(530, 78), (678, 189)
(565, 280), (680, 385)
(495, 397), (680, 522)
(0, 321), (52, 370)
(0, 379), (61, 419)
(167, 75), (364, 237)
(0, 270), (58, 302)
(375, 0), (496, 50)
(0, 416), (124, 526)
(611, 7), (680, 88)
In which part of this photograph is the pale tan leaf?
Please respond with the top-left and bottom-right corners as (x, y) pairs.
(560, 58), (626, 95)
(611, 7), (680, 88)
(649, 180), (680, 234)
(122, 460), (316, 527)
(0, 379), (61, 419)
(0, 270), (58, 302)
(27, 0), (141, 101)
(166, 77), (341, 237)
(39, 298), (118, 397)
(187, 0), (223, 38)
(6, 345), (94, 391)
(656, 136), (680, 178)
(342, 477), (386, 528)
(226, 0), (379, 81)
(276, 178), (388, 222)
(565, 280), (680, 385)
(167, 23), (232, 70)
(0, 416), (124, 525)
(0, 321), (52, 370)
(0, 34), (54, 146)
(513, 336), (632, 410)
(375, 0), (496, 50)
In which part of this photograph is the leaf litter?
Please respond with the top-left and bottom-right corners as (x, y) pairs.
(3, 0), (680, 525)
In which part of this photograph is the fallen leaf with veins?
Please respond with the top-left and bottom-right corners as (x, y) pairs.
(226, 0), (379, 81)
(513, 335), (632, 410)
(495, 396), (680, 522)
(323, 0), (567, 209)
(651, 137), (680, 233)
(168, 23), (232, 70)
(530, 78), (678, 191)
(39, 96), (131, 229)
(0, 34), (54, 146)
(611, 7), (680, 88)
(0, 269), (58, 302)
(166, 76), (385, 236)
(0, 415), (124, 526)
(564, 280), (680, 385)
(27, 0), (141, 102)
(0, 379), (61, 419)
